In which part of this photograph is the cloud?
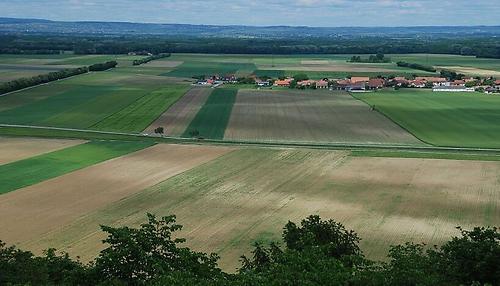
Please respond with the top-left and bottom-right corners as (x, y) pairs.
(0, 0), (499, 26)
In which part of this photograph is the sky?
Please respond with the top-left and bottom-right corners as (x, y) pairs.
(1, 0), (499, 27)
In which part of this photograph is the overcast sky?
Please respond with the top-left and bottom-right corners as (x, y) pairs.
(1, 0), (499, 27)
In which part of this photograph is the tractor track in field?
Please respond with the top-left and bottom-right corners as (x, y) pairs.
(2, 123), (500, 156)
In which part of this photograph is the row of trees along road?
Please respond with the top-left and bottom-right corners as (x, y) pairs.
(0, 61), (117, 95)
(0, 213), (498, 285)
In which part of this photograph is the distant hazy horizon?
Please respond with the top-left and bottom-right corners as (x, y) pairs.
(1, 0), (499, 27)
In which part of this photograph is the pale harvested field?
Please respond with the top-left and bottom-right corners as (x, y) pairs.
(0, 137), (86, 165)
(145, 87), (212, 136)
(25, 149), (500, 272)
(437, 66), (500, 77)
(0, 144), (232, 250)
(224, 89), (420, 144)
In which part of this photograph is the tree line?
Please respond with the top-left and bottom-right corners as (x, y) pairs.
(0, 61), (117, 95)
(349, 54), (391, 63)
(1, 34), (499, 59)
(396, 61), (437, 73)
(132, 53), (171, 66)
(0, 213), (498, 285)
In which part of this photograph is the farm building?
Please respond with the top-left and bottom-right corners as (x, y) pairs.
(367, 78), (385, 89)
(415, 77), (447, 83)
(297, 80), (316, 87)
(347, 82), (367, 92)
(411, 79), (427, 88)
(451, 80), (466, 86)
(256, 80), (271, 87)
(392, 77), (410, 86)
(350, 77), (370, 84)
(432, 86), (475, 92)
(274, 79), (292, 87)
(485, 86), (500, 94)
(316, 80), (329, 89)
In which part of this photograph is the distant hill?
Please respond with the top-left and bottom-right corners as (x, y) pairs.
(1, 17), (499, 38)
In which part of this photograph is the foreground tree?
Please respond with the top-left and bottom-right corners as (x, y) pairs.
(95, 214), (223, 285)
(0, 213), (498, 285)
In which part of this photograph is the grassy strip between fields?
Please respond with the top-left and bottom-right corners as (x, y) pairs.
(90, 85), (190, 132)
(182, 88), (237, 140)
(0, 140), (154, 195)
(4, 126), (500, 162)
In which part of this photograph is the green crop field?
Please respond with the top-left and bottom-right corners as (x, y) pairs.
(91, 85), (190, 132)
(390, 54), (500, 71)
(0, 71), (190, 130)
(182, 88), (237, 139)
(0, 140), (153, 194)
(356, 89), (500, 148)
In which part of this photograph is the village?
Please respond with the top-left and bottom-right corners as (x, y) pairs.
(195, 74), (500, 94)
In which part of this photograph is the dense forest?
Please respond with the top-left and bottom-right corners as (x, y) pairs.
(1, 213), (498, 285)
(0, 34), (499, 58)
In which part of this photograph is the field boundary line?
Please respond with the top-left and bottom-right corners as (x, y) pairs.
(348, 91), (433, 146)
(4, 124), (500, 156)
(136, 85), (193, 133)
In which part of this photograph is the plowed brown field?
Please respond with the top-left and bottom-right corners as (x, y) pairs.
(225, 90), (420, 144)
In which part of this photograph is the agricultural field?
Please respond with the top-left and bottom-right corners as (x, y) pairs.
(145, 87), (212, 136)
(164, 53), (500, 79)
(0, 54), (144, 83)
(165, 61), (256, 78)
(1, 53), (500, 275)
(390, 54), (500, 76)
(90, 84), (189, 132)
(182, 88), (238, 139)
(4, 147), (497, 272)
(0, 54), (144, 66)
(0, 143), (232, 252)
(165, 53), (435, 79)
(0, 64), (77, 83)
(356, 89), (500, 148)
(0, 140), (152, 194)
(224, 89), (420, 144)
(0, 69), (191, 132)
(0, 137), (85, 165)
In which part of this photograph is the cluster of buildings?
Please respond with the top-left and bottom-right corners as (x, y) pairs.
(193, 73), (500, 94)
(266, 76), (500, 94)
(194, 75), (238, 87)
(265, 76), (387, 92)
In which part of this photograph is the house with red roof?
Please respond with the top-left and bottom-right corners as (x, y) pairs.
(316, 80), (329, 89)
(367, 78), (385, 89)
(274, 78), (293, 87)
